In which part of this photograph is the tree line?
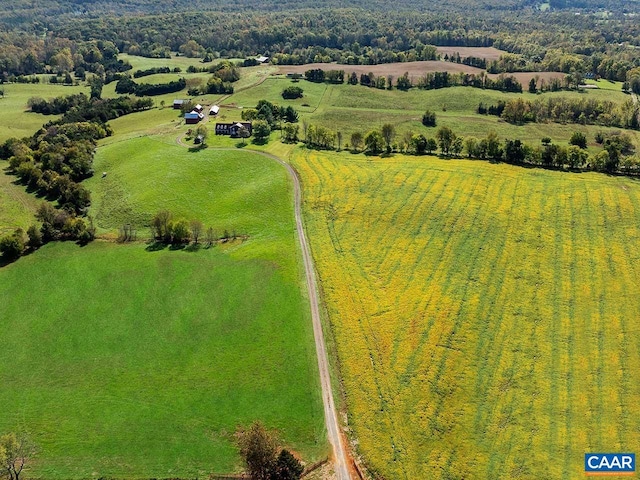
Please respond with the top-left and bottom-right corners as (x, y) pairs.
(115, 76), (186, 96)
(291, 121), (638, 176)
(480, 97), (640, 130)
(302, 68), (524, 93)
(147, 210), (244, 248)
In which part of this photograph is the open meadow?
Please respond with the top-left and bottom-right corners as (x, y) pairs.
(291, 149), (640, 479)
(0, 138), (326, 478)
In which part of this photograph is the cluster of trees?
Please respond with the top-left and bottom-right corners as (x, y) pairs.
(480, 97), (640, 129)
(241, 100), (299, 127)
(236, 422), (304, 480)
(28, 93), (89, 115)
(0, 204), (96, 262)
(133, 66), (180, 77)
(149, 210), (241, 247)
(187, 61), (240, 81)
(188, 76), (234, 95)
(186, 61), (240, 95)
(115, 76), (186, 96)
(1, 120), (109, 215)
(282, 86), (303, 99)
(304, 69), (344, 84)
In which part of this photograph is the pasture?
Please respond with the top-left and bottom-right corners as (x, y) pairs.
(291, 149), (640, 479)
(0, 140), (326, 478)
(0, 81), (87, 142)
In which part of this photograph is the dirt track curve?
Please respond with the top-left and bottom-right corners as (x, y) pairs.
(178, 145), (352, 479)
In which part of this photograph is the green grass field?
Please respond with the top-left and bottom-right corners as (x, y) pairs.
(0, 168), (41, 235)
(0, 139), (326, 478)
(0, 82), (87, 142)
(292, 149), (640, 479)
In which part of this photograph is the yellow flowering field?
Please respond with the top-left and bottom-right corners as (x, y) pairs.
(291, 150), (640, 479)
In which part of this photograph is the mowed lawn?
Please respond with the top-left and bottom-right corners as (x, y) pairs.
(292, 149), (640, 479)
(0, 140), (325, 478)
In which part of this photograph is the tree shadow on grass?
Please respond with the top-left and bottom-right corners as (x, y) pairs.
(188, 144), (208, 153)
(184, 243), (201, 252)
(145, 241), (168, 252)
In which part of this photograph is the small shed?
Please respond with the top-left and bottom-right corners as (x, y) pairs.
(209, 105), (220, 115)
(185, 111), (201, 124)
(194, 104), (203, 113)
(256, 56), (269, 64)
(173, 99), (184, 109)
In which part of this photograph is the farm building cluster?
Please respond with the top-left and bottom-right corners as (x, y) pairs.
(175, 99), (251, 137)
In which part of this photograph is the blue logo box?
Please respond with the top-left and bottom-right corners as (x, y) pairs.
(585, 454), (635, 475)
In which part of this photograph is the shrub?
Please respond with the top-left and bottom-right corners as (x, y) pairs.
(282, 86), (304, 99)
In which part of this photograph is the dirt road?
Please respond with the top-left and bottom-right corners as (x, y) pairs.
(262, 151), (351, 480)
(176, 145), (351, 479)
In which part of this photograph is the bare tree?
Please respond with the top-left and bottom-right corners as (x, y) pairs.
(337, 131), (343, 151)
(190, 219), (203, 244)
(205, 227), (216, 246)
(0, 433), (37, 480)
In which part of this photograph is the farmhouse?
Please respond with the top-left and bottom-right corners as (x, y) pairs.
(209, 105), (220, 115)
(215, 122), (252, 137)
(173, 99), (184, 109)
(256, 56), (269, 63)
(184, 111), (204, 124)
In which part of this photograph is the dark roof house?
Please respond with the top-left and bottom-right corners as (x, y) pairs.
(215, 122), (252, 137)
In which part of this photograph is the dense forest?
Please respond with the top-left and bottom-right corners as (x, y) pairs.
(0, 0), (639, 84)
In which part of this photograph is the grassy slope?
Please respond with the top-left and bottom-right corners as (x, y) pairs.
(291, 149), (640, 480)
(0, 82), (87, 143)
(0, 138), (326, 478)
(226, 78), (639, 149)
(0, 168), (41, 235)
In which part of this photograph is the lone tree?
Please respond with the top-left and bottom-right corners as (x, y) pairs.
(195, 124), (208, 144)
(0, 432), (36, 480)
(350, 132), (363, 152)
(381, 123), (395, 153)
(364, 130), (384, 154)
(569, 131), (587, 149)
(151, 210), (172, 242)
(190, 219), (203, 244)
(421, 110), (436, 127)
(238, 125), (250, 145)
(436, 126), (456, 156)
(252, 120), (271, 144)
